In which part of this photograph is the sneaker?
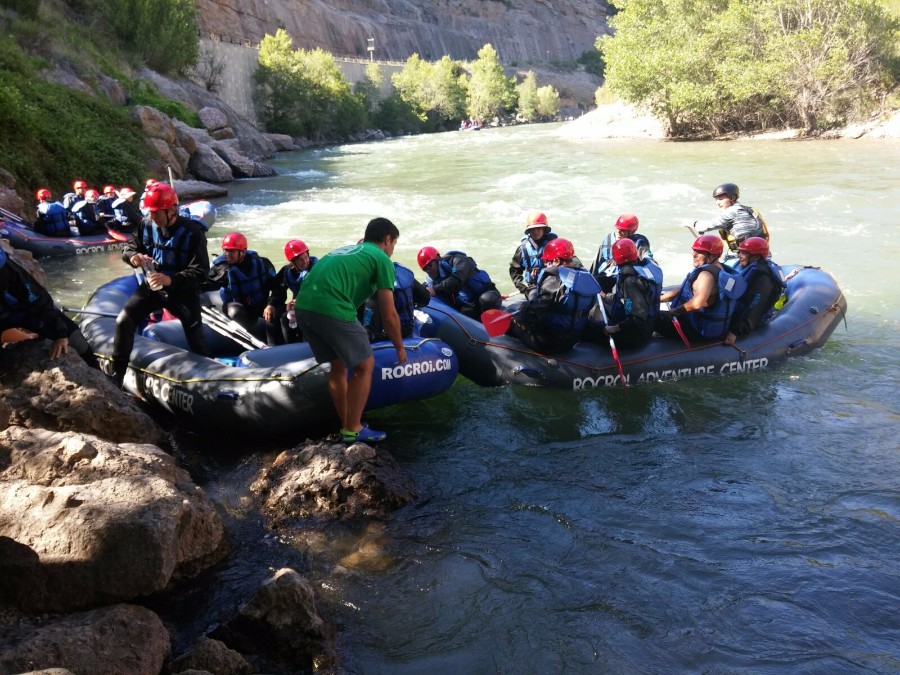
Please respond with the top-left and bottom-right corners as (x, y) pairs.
(340, 424), (387, 444)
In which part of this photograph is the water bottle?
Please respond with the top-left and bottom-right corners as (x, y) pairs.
(287, 309), (297, 329)
(143, 260), (163, 291)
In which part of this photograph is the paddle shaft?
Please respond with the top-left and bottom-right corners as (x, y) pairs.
(595, 293), (628, 389)
(200, 306), (267, 349)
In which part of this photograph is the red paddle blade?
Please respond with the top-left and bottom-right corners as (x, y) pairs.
(671, 317), (692, 348)
(481, 309), (514, 337)
(106, 227), (130, 242)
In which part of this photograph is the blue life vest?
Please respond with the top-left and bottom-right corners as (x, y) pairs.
(439, 251), (494, 305)
(609, 258), (664, 323)
(0, 250), (38, 325)
(518, 232), (558, 286)
(736, 258), (785, 323)
(593, 232), (652, 277)
(673, 263), (747, 340)
(393, 262), (416, 333)
(70, 200), (98, 229)
(538, 267), (597, 334)
(37, 202), (70, 236)
(213, 250), (271, 308)
(143, 221), (196, 277)
(282, 257), (318, 297)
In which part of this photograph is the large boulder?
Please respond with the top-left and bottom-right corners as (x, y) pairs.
(0, 604), (169, 675)
(172, 179), (228, 201)
(251, 440), (419, 526)
(169, 636), (254, 675)
(212, 140), (277, 179)
(198, 106), (229, 132)
(188, 144), (235, 183)
(0, 426), (226, 613)
(0, 340), (166, 446)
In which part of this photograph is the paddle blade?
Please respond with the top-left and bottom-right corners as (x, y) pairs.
(671, 317), (692, 348)
(105, 227), (130, 242)
(481, 309), (514, 337)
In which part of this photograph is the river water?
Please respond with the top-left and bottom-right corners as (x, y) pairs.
(42, 123), (899, 672)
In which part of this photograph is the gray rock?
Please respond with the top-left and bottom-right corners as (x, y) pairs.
(131, 105), (178, 145)
(0, 426), (226, 612)
(212, 141), (277, 179)
(188, 144), (234, 183)
(198, 106), (229, 131)
(172, 179), (229, 200)
(169, 636), (254, 675)
(264, 133), (298, 152)
(0, 604), (169, 675)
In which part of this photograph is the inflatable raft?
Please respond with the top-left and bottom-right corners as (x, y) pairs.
(0, 201), (216, 258)
(78, 275), (459, 438)
(418, 265), (847, 390)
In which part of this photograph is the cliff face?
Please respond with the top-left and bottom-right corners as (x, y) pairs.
(195, 0), (611, 64)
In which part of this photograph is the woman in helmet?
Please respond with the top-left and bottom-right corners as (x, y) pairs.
(270, 239), (319, 344)
(70, 188), (106, 236)
(724, 237), (785, 346)
(657, 234), (747, 341)
(698, 183), (769, 252)
(418, 246), (501, 319)
(112, 183), (210, 388)
(595, 238), (664, 350)
(509, 210), (559, 297)
(33, 189), (70, 237)
(110, 187), (143, 233)
(507, 238), (598, 354)
(589, 213), (653, 293)
(206, 232), (279, 345)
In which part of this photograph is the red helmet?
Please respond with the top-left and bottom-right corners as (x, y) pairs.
(103, 185), (116, 196)
(145, 178), (159, 189)
(615, 213), (639, 234)
(541, 237), (575, 262)
(222, 232), (248, 251)
(284, 239), (309, 261)
(85, 189), (100, 202)
(143, 183), (178, 211)
(36, 188), (52, 201)
(612, 238), (639, 265)
(417, 246), (441, 270)
(692, 234), (724, 257)
(525, 211), (549, 231)
(73, 180), (87, 190)
(738, 236), (769, 257)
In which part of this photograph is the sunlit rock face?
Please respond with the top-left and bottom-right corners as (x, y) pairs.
(195, 0), (611, 63)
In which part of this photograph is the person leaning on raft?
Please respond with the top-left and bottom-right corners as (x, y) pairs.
(0, 246), (99, 368)
(205, 232), (279, 346)
(361, 259), (430, 342)
(111, 183), (210, 389)
(509, 211), (559, 298)
(697, 182), (769, 253)
(592, 238), (663, 351)
(657, 234), (746, 342)
(418, 246), (502, 319)
(507, 238), (597, 355)
(33, 188), (70, 237)
(724, 237), (785, 346)
(269, 239), (318, 345)
(294, 217), (407, 444)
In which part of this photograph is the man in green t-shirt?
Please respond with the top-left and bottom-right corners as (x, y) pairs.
(296, 217), (407, 443)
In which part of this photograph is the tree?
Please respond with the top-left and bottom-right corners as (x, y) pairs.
(599, 0), (899, 135)
(536, 85), (561, 119)
(466, 44), (516, 121)
(391, 54), (467, 129)
(516, 71), (540, 121)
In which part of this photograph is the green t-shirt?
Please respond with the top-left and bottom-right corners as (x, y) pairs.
(295, 242), (396, 321)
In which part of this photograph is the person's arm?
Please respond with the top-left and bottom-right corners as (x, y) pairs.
(377, 288), (407, 363)
(612, 277), (651, 332)
(678, 269), (715, 313)
(431, 259), (464, 296)
(168, 223), (210, 290)
(509, 246), (528, 294)
(411, 278), (431, 307)
(731, 273), (778, 336)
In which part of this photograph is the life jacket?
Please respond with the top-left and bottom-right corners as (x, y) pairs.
(142, 219), (196, 277)
(538, 266), (597, 334)
(70, 200), (98, 228)
(719, 204), (770, 251)
(439, 251), (494, 305)
(735, 258), (785, 323)
(0, 250), (36, 326)
(282, 257), (318, 297)
(592, 232), (652, 278)
(672, 263), (747, 340)
(213, 250), (271, 308)
(609, 258), (664, 324)
(518, 232), (557, 286)
(36, 202), (70, 236)
(96, 196), (115, 219)
(112, 198), (142, 229)
(392, 262), (416, 334)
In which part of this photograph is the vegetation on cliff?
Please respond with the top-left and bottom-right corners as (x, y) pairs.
(598, 0), (900, 136)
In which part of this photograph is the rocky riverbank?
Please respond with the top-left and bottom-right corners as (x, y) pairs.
(0, 328), (418, 673)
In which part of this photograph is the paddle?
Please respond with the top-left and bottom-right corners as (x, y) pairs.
(200, 306), (267, 350)
(481, 307), (520, 337)
(683, 221), (700, 238)
(0, 205), (29, 226)
(61, 307), (118, 318)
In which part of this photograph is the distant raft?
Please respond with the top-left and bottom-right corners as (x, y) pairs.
(418, 265), (847, 390)
(0, 201), (216, 258)
(77, 274), (459, 439)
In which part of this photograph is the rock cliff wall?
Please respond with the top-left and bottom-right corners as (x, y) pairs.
(196, 0), (611, 64)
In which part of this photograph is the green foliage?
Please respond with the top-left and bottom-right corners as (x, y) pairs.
(2, 0), (38, 20)
(577, 48), (605, 77)
(600, 0), (900, 135)
(255, 30), (369, 138)
(373, 93), (426, 134)
(127, 80), (201, 127)
(536, 85), (561, 118)
(391, 54), (467, 130)
(466, 44), (517, 120)
(0, 55), (149, 196)
(89, 0), (199, 75)
(516, 71), (540, 121)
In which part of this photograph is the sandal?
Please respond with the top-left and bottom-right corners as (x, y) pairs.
(340, 424), (387, 443)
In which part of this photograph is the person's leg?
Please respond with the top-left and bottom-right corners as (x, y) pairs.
(167, 292), (209, 356)
(112, 287), (158, 384)
(327, 359), (349, 430)
(343, 355), (375, 434)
